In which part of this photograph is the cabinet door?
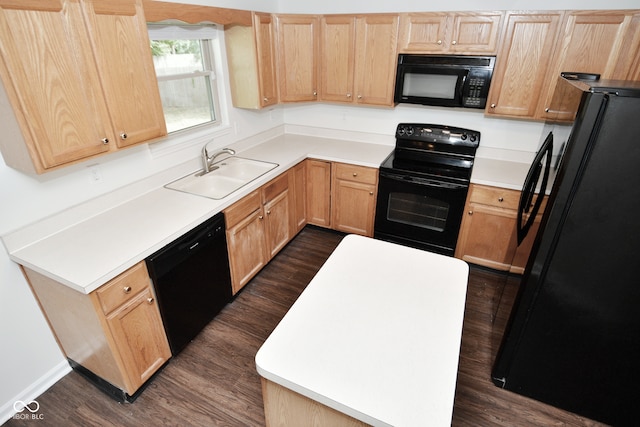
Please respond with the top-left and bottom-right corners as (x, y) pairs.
(106, 288), (171, 394)
(81, 0), (166, 147)
(226, 209), (268, 294)
(255, 12), (278, 107)
(612, 12), (640, 81)
(291, 162), (307, 233)
(448, 12), (503, 54)
(276, 15), (319, 102)
(398, 13), (449, 53)
(264, 189), (290, 258)
(306, 160), (331, 227)
(455, 203), (517, 271)
(353, 14), (399, 106)
(538, 11), (632, 121)
(0, 0), (113, 171)
(332, 179), (376, 236)
(486, 12), (563, 118)
(320, 15), (356, 103)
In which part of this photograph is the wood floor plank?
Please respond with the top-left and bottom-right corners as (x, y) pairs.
(3, 226), (608, 426)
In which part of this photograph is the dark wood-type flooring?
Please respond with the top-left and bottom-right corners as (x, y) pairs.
(4, 226), (607, 426)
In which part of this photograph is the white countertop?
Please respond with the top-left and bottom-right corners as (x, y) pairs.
(3, 134), (394, 293)
(3, 131), (528, 294)
(255, 234), (469, 426)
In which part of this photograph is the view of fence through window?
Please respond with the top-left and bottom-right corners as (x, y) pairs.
(150, 39), (217, 133)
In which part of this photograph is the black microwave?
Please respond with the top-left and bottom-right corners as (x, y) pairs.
(394, 54), (496, 109)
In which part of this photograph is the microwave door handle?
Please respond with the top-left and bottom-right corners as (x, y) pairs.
(459, 72), (467, 101)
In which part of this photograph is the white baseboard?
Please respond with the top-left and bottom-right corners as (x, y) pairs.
(0, 360), (71, 425)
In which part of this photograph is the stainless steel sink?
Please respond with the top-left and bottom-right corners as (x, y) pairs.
(165, 157), (279, 199)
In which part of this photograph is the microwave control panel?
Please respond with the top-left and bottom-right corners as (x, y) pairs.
(462, 68), (493, 108)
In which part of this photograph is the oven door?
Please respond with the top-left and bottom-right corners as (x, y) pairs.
(374, 171), (469, 256)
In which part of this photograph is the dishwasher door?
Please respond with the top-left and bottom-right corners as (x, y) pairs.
(146, 212), (232, 355)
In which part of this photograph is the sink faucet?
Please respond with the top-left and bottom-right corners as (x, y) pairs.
(202, 146), (235, 173)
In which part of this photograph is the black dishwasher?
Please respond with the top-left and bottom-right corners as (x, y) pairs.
(146, 212), (232, 355)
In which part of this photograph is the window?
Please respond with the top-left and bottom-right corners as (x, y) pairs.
(148, 24), (222, 133)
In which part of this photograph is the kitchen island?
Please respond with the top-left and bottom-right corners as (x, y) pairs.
(256, 234), (469, 426)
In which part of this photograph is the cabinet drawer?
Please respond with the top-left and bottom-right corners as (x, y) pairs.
(225, 190), (261, 228)
(469, 184), (520, 210)
(262, 173), (288, 204)
(95, 262), (150, 315)
(333, 163), (378, 185)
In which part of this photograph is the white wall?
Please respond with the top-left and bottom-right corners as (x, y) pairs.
(1, 0), (637, 422)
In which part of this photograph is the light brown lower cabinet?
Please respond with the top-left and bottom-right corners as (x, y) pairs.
(261, 378), (368, 427)
(455, 184), (544, 273)
(23, 261), (171, 398)
(225, 172), (293, 294)
(306, 159), (332, 227)
(331, 162), (378, 237)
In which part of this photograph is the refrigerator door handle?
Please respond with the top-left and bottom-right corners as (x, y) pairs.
(517, 132), (553, 245)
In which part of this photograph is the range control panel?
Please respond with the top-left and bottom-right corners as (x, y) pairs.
(395, 123), (481, 148)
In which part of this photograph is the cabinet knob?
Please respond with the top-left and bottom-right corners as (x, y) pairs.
(266, 210), (271, 215)
(468, 210), (473, 215)
(258, 215), (264, 220)
(120, 132), (128, 140)
(490, 103), (496, 109)
(101, 138), (109, 144)
(357, 95), (362, 99)
(263, 97), (268, 102)
(346, 93), (352, 98)
(437, 40), (442, 45)
(369, 191), (373, 196)
(498, 197), (504, 202)
(545, 107), (550, 113)
(147, 297), (154, 304)
(313, 91), (317, 97)
(352, 172), (358, 177)
(452, 40), (457, 45)
(123, 286), (131, 294)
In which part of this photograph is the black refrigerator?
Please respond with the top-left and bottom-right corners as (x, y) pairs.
(492, 76), (640, 427)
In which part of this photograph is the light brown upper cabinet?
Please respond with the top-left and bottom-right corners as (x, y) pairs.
(225, 12), (278, 109)
(320, 14), (399, 106)
(538, 10), (637, 121)
(0, 0), (166, 174)
(276, 14), (320, 102)
(398, 12), (503, 54)
(485, 11), (564, 118)
(612, 12), (640, 81)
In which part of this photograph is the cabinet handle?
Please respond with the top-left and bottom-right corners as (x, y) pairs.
(437, 40), (443, 45)
(101, 137), (109, 145)
(147, 297), (154, 304)
(498, 197), (504, 202)
(120, 132), (128, 140)
(123, 286), (131, 294)
(490, 103), (496, 109)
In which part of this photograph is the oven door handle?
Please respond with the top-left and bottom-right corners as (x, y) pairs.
(382, 172), (468, 190)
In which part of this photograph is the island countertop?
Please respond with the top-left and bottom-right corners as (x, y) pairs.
(255, 234), (469, 426)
